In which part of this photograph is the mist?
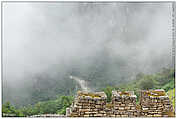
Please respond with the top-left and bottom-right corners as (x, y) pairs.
(2, 2), (174, 106)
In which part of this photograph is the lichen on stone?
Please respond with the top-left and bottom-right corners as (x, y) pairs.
(163, 111), (175, 117)
(144, 90), (166, 97)
(106, 103), (113, 109)
(77, 91), (102, 98)
(119, 91), (131, 96)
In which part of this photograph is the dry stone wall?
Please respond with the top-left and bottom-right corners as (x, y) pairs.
(140, 89), (174, 117)
(112, 91), (140, 117)
(68, 91), (107, 117)
(67, 89), (174, 117)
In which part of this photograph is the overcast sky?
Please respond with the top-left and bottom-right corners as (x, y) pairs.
(2, 2), (174, 84)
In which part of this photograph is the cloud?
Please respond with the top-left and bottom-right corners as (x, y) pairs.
(2, 2), (174, 105)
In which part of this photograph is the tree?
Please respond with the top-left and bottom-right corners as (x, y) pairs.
(58, 96), (74, 114)
(136, 73), (145, 81)
(2, 102), (23, 117)
(138, 76), (156, 90)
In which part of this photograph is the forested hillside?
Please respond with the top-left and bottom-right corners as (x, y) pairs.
(3, 2), (173, 109)
(2, 67), (175, 117)
(2, 2), (174, 117)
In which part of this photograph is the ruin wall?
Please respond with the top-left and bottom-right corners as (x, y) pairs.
(67, 89), (174, 117)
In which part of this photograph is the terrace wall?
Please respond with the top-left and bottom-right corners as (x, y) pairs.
(140, 89), (174, 117)
(67, 89), (174, 117)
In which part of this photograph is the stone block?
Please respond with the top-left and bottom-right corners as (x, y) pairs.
(119, 107), (125, 110)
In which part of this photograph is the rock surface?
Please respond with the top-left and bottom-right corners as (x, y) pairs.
(67, 89), (175, 117)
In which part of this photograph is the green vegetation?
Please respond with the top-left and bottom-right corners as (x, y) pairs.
(2, 68), (175, 117)
(2, 102), (24, 117)
(2, 96), (73, 117)
(162, 78), (175, 92)
(103, 86), (114, 102)
(102, 68), (175, 107)
(167, 88), (175, 109)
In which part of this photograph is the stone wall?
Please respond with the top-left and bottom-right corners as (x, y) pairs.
(68, 91), (107, 117)
(67, 89), (174, 117)
(140, 89), (174, 117)
(112, 91), (140, 117)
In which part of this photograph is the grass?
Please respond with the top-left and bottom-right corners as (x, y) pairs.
(167, 88), (175, 110)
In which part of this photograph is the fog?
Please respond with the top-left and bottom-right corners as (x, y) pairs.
(2, 2), (174, 106)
